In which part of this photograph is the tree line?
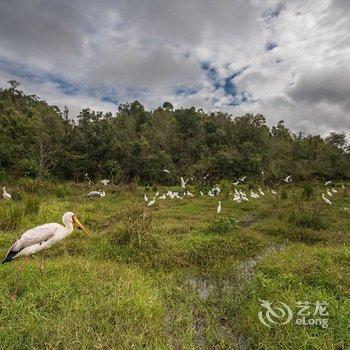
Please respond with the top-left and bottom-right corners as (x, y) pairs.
(0, 81), (349, 184)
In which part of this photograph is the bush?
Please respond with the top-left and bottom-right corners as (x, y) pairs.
(0, 203), (24, 230)
(55, 184), (70, 198)
(301, 183), (314, 200)
(24, 195), (41, 214)
(288, 204), (327, 231)
(18, 178), (43, 194)
(204, 216), (238, 235)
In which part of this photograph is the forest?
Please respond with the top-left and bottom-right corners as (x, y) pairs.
(1, 80), (349, 183)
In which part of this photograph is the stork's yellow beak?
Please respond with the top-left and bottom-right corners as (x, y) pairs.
(73, 216), (90, 236)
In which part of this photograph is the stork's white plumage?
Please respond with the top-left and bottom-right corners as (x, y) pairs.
(2, 212), (89, 264)
(2, 187), (11, 200)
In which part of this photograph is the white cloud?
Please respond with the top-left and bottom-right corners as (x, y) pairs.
(0, 0), (349, 139)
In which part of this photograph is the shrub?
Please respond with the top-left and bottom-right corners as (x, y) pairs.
(301, 183), (314, 200)
(18, 178), (43, 194)
(0, 203), (24, 230)
(55, 184), (70, 198)
(24, 195), (41, 214)
(204, 216), (238, 235)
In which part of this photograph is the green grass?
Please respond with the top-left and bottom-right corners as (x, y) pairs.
(0, 181), (349, 349)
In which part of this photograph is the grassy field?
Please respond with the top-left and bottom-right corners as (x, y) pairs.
(0, 179), (349, 349)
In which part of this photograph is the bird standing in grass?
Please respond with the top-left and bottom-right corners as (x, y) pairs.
(322, 194), (332, 205)
(217, 201), (222, 214)
(87, 190), (105, 198)
(2, 187), (11, 200)
(2, 212), (89, 299)
(144, 194), (148, 202)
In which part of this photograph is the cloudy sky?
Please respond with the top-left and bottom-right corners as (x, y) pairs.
(0, 0), (349, 138)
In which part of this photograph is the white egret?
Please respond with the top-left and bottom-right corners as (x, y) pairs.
(326, 189), (333, 197)
(200, 191), (204, 196)
(239, 176), (247, 182)
(322, 194), (332, 205)
(87, 190), (105, 198)
(271, 189), (277, 195)
(101, 179), (110, 186)
(2, 187), (12, 200)
(217, 201), (222, 214)
(159, 194), (166, 199)
(2, 212), (89, 298)
(258, 187), (265, 196)
(148, 198), (156, 206)
(341, 181), (345, 189)
(187, 191), (194, 197)
(325, 181), (332, 186)
(208, 190), (214, 197)
(144, 194), (148, 202)
(212, 186), (221, 196)
(250, 190), (259, 199)
(180, 177), (189, 189)
(233, 180), (240, 186)
(163, 169), (170, 174)
(331, 188), (337, 193)
(283, 175), (292, 183)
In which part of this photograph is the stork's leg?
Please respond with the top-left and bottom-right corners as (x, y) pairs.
(40, 251), (45, 276)
(11, 257), (29, 301)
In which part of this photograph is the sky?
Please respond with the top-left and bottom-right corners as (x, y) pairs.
(0, 0), (349, 138)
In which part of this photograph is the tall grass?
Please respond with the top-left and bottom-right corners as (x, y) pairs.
(0, 202), (24, 230)
(24, 195), (41, 214)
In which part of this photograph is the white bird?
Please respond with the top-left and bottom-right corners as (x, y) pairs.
(208, 190), (214, 197)
(212, 186), (221, 196)
(283, 175), (292, 183)
(326, 189), (333, 197)
(200, 191), (204, 196)
(101, 179), (109, 186)
(163, 169), (170, 174)
(258, 187), (265, 196)
(2, 212), (89, 298)
(325, 181), (332, 186)
(239, 176), (247, 182)
(148, 199), (156, 206)
(233, 180), (240, 186)
(186, 191), (194, 197)
(322, 193), (332, 205)
(180, 177), (189, 189)
(271, 189), (277, 195)
(217, 201), (222, 214)
(155, 191), (159, 197)
(233, 195), (241, 203)
(341, 181), (345, 189)
(2, 187), (12, 200)
(144, 194), (149, 202)
(87, 190), (105, 198)
(250, 190), (259, 199)
(331, 188), (337, 193)
(159, 194), (166, 199)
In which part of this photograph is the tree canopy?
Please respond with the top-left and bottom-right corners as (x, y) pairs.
(1, 81), (349, 183)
